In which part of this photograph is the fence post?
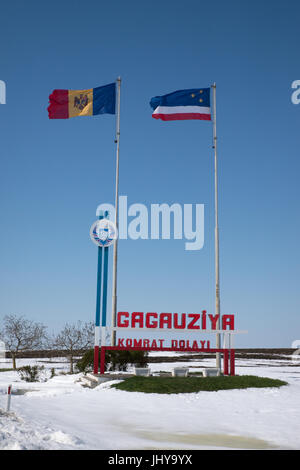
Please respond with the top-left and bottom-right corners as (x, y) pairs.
(223, 350), (229, 375)
(6, 384), (12, 412)
(230, 350), (235, 376)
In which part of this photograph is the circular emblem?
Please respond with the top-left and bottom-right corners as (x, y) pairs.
(90, 219), (117, 248)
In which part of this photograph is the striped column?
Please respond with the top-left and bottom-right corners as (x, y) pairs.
(93, 211), (110, 375)
(93, 213), (104, 374)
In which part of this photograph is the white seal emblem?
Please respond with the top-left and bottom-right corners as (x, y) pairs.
(90, 219), (117, 248)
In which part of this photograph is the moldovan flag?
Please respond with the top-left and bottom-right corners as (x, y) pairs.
(150, 88), (211, 121)
(48, 83), (116, 119)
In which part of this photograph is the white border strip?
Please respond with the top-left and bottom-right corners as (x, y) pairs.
(153, 105), (211, 115)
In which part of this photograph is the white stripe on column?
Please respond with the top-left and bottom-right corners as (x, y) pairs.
(153, 105), (211, 115)
(101, 327), (107, 347)
(94, 326), (100, 347)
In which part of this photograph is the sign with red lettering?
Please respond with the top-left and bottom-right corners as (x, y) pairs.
(115, 311), (235, 350)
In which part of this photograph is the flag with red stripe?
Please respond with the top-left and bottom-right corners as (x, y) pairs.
(47, 83), (116, 119)
(150, 88), (211, 121)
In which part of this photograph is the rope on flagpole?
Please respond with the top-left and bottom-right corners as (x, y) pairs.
(111, 77), (121, 346)
(212, 83), (221, 370)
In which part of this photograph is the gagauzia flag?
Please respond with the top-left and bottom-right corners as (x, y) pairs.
(48, 83), (116, 119)
(150, 88), (211, 121)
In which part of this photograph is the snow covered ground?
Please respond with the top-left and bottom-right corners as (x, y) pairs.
(0, 354), (299, 450)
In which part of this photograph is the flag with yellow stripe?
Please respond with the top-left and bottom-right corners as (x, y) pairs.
(48, 83), (116, 119)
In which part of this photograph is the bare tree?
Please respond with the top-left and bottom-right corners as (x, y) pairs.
(0, 314), (48, 369)
(53, 321), (94, 373)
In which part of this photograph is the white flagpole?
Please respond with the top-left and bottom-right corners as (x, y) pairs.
(111, 76), (121, 346)
(212, 83), (221, 369)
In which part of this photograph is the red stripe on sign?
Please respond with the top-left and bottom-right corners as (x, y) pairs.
(152, 113), (211, 121)
(48, 89), (69, 119)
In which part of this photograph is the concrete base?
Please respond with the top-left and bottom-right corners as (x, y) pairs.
(134, 367), (151, 377)
(203, 368), (220, 377)
(171, 367), (189, 377)
(82, 373), (134, 387)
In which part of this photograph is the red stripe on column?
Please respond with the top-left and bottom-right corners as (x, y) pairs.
(93, 346), (99, 374)
(100, 347), (106, 374)
(152, 113), (211, 121)
(48, 89), (69, 119)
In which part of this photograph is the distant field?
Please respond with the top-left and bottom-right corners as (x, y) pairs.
(148, 349), (296, 362)
(1, 348), (296, 361)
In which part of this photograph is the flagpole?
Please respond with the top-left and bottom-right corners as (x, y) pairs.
(111, 76), (121, 346)
(212, 83), (221, 370)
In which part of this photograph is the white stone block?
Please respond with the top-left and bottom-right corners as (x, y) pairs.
(134, 367), (151, 377)
(203, 368), (220, 377)
(171, 367), (189, 377)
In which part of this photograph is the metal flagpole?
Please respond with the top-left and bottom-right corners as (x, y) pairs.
(111, 77), (121, 346)
(211, 83), (221, 370)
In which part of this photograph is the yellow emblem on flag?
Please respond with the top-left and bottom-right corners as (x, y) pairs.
(68, 89), (93, 118)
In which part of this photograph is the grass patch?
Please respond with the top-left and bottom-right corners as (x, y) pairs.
(111, 375), (287, 394)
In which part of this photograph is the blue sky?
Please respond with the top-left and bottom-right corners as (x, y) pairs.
(0, 0), (299, 347)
